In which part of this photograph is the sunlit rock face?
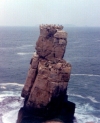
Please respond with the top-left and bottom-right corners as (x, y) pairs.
(36, 25), (67, 59)
(21, 25), (75, 120)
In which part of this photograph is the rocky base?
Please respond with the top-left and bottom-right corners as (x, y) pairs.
(16, 100), (75, 123)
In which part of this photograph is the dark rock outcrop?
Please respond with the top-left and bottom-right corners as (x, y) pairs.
(17, 24), (75, 123)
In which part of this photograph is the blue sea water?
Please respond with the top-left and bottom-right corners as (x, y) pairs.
(0, 27), (100, 123)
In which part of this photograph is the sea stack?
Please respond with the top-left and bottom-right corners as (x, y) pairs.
(17, 25), (75, 123)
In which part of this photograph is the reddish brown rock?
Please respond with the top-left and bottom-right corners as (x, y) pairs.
(20, 24), (75, 121)
(26, 87), (51, 108)
(24, 58), (71, 109)
(35, 25), (67, 60)
(31, 53), (39, 69)
(54, 30), (67, 39)
(21, 68), (37, 98)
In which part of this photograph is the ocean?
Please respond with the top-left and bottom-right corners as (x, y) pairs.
(0, 27), (100, 123)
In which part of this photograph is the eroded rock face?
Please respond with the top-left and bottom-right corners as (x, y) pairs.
(21, 25), (73, 117)
(36, 25), (67, 60)
(25, 59), (71, 108)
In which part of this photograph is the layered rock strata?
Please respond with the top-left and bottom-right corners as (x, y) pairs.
(20, 25), (75, 120)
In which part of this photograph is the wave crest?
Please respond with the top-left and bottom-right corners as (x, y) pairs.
(17, 52), (33, 55)
(71, 74), (100, 77)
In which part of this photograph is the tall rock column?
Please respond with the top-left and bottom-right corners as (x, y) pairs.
(21, 25), (75, 119)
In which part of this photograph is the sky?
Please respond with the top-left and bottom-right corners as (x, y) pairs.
(0, 0), (100, 27)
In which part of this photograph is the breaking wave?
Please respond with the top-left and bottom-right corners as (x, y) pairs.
(0, 83), (24, 87)
(0, 45), (34, 51)
(16, 44), (34, 49)
(68, 93), (100, 103)
(75, 103), (100, 123)
(71, 74), (100, 77)
(17, 52), (33, 55)
(0, 96), (24, 123)
(0, 95), (100, 123)
(0, 82), (100, 123)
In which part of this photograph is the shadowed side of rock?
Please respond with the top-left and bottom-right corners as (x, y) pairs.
(16, 100), (75, 123)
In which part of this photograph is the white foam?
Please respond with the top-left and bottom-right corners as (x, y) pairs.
(7, 101), (23, 108)
(0, 86), (6, 89)
(17, 52), (33, 55)
(0, 91), (22, 98)
(68, 93), (85, 99)
(87, 96), (100, 103)
(71, 74), (100, 77)
(76, 103), (95, 112)
(0, 47), (14, 50)
(0, 82), (24, 87)
(2, 109), (20, 123)
(0, 94), (100, 123)
(1, 100), (100, 123)
(74, 103), (100, 123)
(17, 44), (33, 49)
(0, 97), (5, 102)
(68, 93), (100, 103)
(0, 94), (24, 123)
(0, 45), (34, 51)
(75, 114), (99, 123)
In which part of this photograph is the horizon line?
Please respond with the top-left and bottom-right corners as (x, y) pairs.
(0, 25), (100, 28)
